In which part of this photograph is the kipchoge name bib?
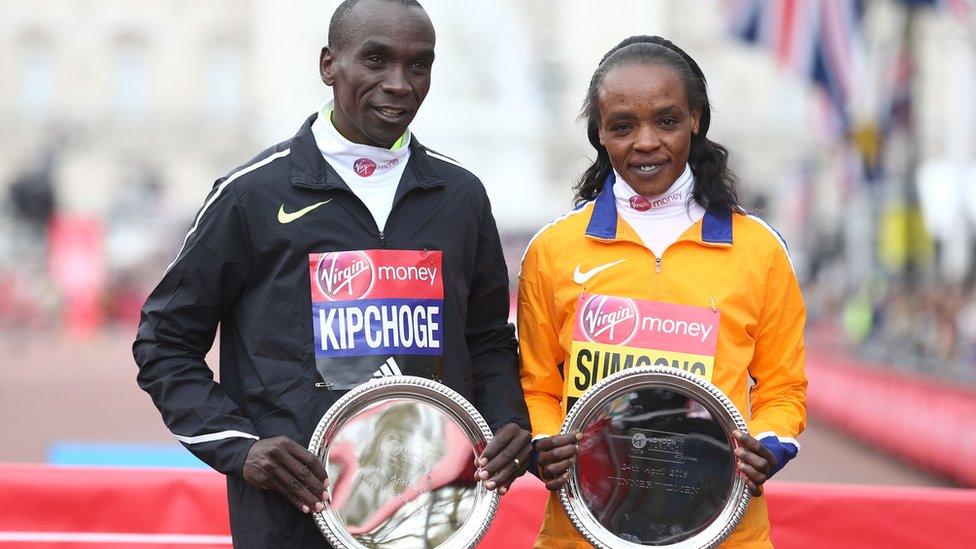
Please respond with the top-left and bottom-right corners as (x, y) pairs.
(309, 249), (444, 390)
(566, 293), (720, 412)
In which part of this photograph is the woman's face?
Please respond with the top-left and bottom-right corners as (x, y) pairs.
(597, 62), (700, 197)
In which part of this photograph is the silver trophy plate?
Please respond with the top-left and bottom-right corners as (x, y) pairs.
(308, 376), (499, 549)
(560, 367), (750, 549)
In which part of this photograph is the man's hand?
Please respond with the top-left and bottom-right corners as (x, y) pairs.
(474, 423), (532, 495)
(243, 437), (330, 514)
(536, 432), (582, 491)
(733, 430), (777, 496)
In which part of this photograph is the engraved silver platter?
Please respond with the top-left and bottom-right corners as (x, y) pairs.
(560, 367), (750, 548)
(308, 376), (499, 549)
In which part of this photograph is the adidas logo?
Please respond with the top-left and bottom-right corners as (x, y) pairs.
(372, 356), (403, 378)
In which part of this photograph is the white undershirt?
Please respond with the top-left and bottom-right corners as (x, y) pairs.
(311, 103), (411, 231)
(613, 164), (706, 258)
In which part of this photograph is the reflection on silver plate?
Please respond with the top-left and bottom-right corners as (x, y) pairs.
(560, 367), (750, 549)
(308, 376), (498, 549)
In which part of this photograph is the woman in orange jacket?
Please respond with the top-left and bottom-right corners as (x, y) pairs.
(518, 36), (807, 548)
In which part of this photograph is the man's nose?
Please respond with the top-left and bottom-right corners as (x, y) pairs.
(381, 66), (411, 96)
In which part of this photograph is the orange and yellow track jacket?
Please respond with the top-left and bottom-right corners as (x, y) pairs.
(517, 176), (807, 548)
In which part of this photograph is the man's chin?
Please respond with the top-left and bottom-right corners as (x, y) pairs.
(364, 128), (409, 149)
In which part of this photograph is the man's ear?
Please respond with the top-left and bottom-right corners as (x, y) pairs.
(320, 46), (336, 86)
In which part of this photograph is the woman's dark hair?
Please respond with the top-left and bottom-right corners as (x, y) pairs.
(575, 35), (739, 211)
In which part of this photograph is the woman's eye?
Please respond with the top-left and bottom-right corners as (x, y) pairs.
(660, 118), (677, 128)
(612, 124), (631, 132)
(365, 55), (383, 65)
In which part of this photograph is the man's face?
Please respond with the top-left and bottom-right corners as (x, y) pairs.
(320, 1), (435, 148)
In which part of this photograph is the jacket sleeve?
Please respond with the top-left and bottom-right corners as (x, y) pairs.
(517, 234), (566, 439)
(132, 180), (258, 475)
(465, 190), (531, 433)
(747, 243), (808, 475)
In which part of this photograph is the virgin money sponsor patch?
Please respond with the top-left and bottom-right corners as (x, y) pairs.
(565, 293), (719, 412)
(309, 250), (443, 358)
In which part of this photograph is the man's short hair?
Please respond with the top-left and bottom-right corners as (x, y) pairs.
(328, 0), (426, 51)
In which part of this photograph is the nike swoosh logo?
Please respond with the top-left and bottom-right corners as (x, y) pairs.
(277, 199), (332, 224)
(573, 259), (626, 285)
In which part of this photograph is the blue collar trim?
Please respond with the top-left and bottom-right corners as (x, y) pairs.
(702, 206), (733, 244)
(585, 173), (619, 239)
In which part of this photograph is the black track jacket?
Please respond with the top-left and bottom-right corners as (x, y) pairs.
(133, 114), (529, 548)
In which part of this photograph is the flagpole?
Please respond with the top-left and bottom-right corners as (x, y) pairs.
(901, 2), (921, 289)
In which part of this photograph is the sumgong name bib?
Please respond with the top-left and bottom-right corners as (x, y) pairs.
(565, 293), (720, 412)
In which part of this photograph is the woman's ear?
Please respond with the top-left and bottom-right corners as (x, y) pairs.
(691, 106), (702, 135)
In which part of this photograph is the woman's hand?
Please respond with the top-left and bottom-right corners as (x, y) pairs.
(536, 432), (583, 491)
(733, 430), (777, 496)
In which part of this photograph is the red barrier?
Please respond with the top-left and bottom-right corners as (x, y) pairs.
(807, 343), (976, 487)
(2, 464), (975, 548)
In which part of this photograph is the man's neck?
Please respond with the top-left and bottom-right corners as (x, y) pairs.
(326, 106), (407, 151)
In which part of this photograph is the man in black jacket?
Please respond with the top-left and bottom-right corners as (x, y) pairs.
(133, 0), (532, 546)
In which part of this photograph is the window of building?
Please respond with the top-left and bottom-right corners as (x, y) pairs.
(19, 35), (54, 119)
(205, 44), (242, 122)
(114, 37), (149, 120)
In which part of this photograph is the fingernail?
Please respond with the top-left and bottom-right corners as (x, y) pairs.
(486, 481), (496, 490)
(479, 458), (488, 466)
(576, 433), (583, 441)
(315, 502), (324, 512)
(734, 448), (745, 456)
(302, 505), (310, 514)
(323, 491), (330, 501)
(733, 430), (743, 439)
(499, 487), (507, 495)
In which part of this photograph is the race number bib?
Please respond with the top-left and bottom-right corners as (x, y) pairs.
(309, 249), (444, 389)
(565, 293), (720, 412)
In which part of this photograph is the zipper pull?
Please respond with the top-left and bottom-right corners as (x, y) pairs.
(379, 231), (386, 248)
(655, 257), (662, 273)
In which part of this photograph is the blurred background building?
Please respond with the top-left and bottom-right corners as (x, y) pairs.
(1, 0), (975, 487)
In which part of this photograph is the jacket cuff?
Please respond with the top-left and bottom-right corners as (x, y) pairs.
(175, 432), (260, 476)
(755, 431), (800, 476)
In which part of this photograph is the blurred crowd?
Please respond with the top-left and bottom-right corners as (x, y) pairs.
(0, 153), (183, 336)
(843, 280), (976, 384)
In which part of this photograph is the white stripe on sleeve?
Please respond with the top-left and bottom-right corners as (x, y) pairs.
(173, 430), (259, 445)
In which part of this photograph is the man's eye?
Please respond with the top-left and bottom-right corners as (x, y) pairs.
(410, 60), (430, 70)
(365, 55), (383, 65)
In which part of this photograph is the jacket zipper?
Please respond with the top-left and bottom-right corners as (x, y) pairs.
(378, 231), (386, 248)
(655, 256), (662, 273)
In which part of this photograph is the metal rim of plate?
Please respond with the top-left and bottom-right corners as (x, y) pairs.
(308, 375), (499, 549)
(559, 366), (750, 549)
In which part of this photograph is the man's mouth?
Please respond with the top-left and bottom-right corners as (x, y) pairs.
(374, 106), (410, 120)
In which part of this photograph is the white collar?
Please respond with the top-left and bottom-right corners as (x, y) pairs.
(613, 164), (697, 219)
(311, 102), (411, 182)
